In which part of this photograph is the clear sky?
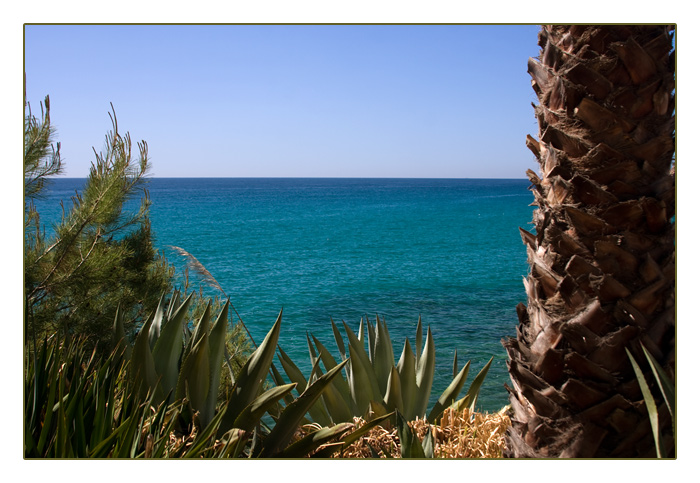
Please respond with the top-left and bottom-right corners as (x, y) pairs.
(24, 24), (542, 178)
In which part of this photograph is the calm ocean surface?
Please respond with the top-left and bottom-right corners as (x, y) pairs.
(36, 177), (534, 412)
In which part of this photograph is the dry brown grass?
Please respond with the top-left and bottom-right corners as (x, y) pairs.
(158, 406), (511, 458)
(333, 406), (511, 458)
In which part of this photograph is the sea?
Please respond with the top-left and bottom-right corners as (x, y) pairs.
(33, 177), (535, 412)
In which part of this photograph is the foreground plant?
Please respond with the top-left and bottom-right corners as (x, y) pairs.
(115, 294), (383, 457)
(277, 315), (493, 426)
(24, 336), (178, 458)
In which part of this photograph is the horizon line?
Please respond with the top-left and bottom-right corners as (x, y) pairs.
(47, 175), (531, 180)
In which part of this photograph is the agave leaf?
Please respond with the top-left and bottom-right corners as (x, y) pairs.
(307, 356), (335, 427)
(427, 360), (471, 423)
(258, 359), (348, 457)
(357, 317), (365, 347)
(279, 422), (354, 458)
(147, 292), (167, 350)
(452, 350), (458, 379)
(367, 316), (377, 363)
(130, 314), (162, 402)
(383, 366), (404, 416)
(111, 305), (131, 360)
(330, 318), (346, 361)
(201, 300), (230, 427)
(319, 372), (355, 424)
(627, 348), (665, 458)
(641, 344), (675, 431)
(188, 300), (212, 350)
(414, 326), (435, 418)
(306, 335), (354, 421)
(415, 315), (423, 364)
(232, 383), (297, 432)
(396, 411), (425, 458)
(285, 354), (334, 428)
(334, 412), (394, 451)
(221, 310), (282, 432)
(452, 357), (493, 413)
(422, 427), (435, 458)
(368, 399), (390, 421)
(278, 346), (308, 395)
(166, 289), (181, 320)
(310, 442), (346, 458)
(342, 320), (382, 403)
(269, 362), (297, 408)
(373, 316), (395, 396)
(347, 339), (377, 415)
(311, 334), (354, 409)
(175, 331), (211, 419)
(216, 428), (249, 458)
(396, 339), (417, 420)
(152, 292), (193, 396)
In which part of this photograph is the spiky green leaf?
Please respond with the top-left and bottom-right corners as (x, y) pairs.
(427, 360), (471, 422)
(279, 422), (354, 458)
(396, 338), (417, 420)
(414, 326), (435, 418)
(258, 359), (348, 457)
(383, 366), (404, 416)
(343, 320), (382, 404)
(232, 383), (297, 432)
(373, 316), (395, 396)
(452, 357), (493, 413)
(396, 411), (426, 458)
(175, 331), (211, 416)
(152, 292), (193, 396)
(221, 310), (282, 432)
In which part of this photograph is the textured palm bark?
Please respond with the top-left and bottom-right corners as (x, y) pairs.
(503, 25), (675, 458)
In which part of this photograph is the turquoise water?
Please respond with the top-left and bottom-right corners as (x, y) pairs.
(35, 177), (534, 412)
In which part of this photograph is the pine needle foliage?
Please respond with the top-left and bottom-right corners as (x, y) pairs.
(24, 94), (173, 352)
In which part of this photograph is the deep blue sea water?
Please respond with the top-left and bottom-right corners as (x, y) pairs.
(34, 177), (534, 412)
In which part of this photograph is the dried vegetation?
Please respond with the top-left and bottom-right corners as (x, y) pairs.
(333, 407), (511, 459)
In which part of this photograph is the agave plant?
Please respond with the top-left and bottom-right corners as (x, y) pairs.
(277, 315), (493, 426)
(115, 291), (386, 457)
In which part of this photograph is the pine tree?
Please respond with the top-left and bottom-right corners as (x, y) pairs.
(24, 94), (174, 351)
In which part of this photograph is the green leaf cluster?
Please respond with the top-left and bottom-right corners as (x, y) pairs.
(277, 315), (493, 426)
(113, 294), (379, 457)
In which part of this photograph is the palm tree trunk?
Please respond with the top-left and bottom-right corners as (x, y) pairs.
(503, 25), (675, 458)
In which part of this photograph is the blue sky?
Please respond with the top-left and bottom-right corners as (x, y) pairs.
(24, 24), (542, 178)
